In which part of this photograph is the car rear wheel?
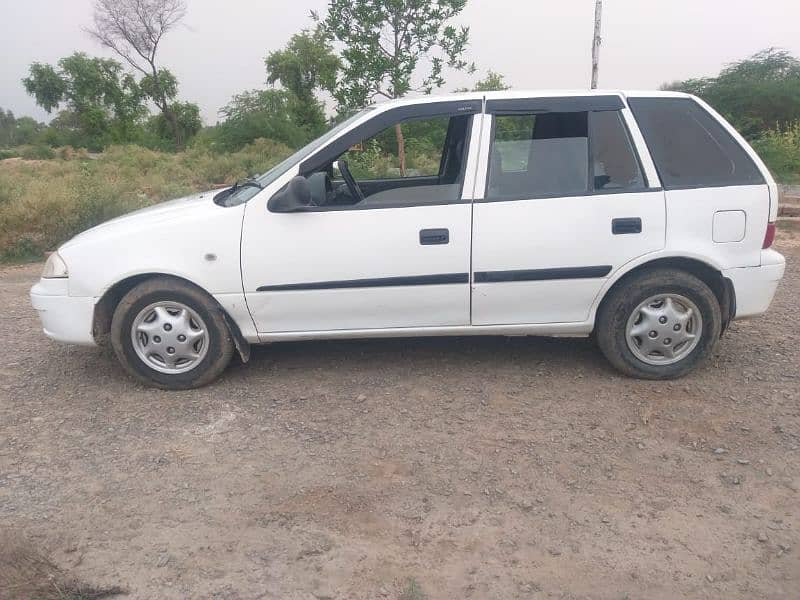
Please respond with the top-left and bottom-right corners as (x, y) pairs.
(596, 269), (722, 379)
(110, 278), (234, 389)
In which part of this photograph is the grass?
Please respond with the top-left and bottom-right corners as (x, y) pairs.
(398, 578), (428, 600)
(0, 138), (292, 262)
(0, 531), (124, 600)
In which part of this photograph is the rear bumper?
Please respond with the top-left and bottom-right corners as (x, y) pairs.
(30, 279), (96, 345)
(723, 249), (786, 319)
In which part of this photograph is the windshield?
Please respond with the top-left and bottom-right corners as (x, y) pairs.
(221, 107), (375, 206)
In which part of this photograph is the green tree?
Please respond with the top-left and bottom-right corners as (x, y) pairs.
(0, 109), (18, 146)
(210, 89), (311, 152)
(320, 0), (474, 174)
(147, 101), (202, 147)
(265, 28), (340, 136)
(22, 52), (145, 150)
(13, 117), (44, 146)
(471, 70), (510, 92)
(663, 48), (800, 138)
(87, 0), (191, 148)
(456, 70), (510, 92)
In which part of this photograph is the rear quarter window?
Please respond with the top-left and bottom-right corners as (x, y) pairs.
(628, 97), (764, 189)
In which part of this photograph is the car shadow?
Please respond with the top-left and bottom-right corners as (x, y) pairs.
(230, 334), (609, 377)
(35, 333), (615, 392)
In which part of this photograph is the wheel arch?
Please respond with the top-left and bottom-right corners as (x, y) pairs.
(592, 257), (736, 334)
(92, 273), (250, 361)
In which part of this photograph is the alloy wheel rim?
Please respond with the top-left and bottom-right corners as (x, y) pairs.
(625, 294), (703, 366)
(131, 302), (209, 374)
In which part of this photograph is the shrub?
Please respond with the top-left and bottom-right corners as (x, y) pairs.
(18, 144), (56, 160)
(54, 145), (90, 161)
(0, 147), (19, 160)
(0, 237), (41, 263)
(751, 122), (800, 183)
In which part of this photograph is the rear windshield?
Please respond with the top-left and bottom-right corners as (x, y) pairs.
(628, 97), (764, 190)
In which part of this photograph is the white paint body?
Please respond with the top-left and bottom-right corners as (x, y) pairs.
(241, 203), (472, 332)
(31, 90), (785, 350)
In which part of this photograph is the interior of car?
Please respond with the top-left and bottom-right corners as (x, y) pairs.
(488, 112), (590, 200)
(302, 114), (473, 209)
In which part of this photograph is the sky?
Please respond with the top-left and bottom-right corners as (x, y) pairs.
(1, 0), (798, 124)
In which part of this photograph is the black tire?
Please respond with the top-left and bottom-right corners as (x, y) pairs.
(110, 278), (234, 390)
(596, 268), (722, 379)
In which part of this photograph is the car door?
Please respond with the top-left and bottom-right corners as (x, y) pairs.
(240, 100), (482, 335)
(471, 94), (666, 325)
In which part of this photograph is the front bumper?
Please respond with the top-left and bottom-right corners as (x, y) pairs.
(30, 279), (96, 345)
(723, 249), (786, 319)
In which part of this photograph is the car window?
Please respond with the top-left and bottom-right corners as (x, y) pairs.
(590, 110), (645, 191)
(301, 113), (473, 209)
(493, 115), (536, 172)
(628, 97), (764, 189)
(220, 107), (375, 207)
(341, 116), (450, 180)
(487, 112), (589, 199)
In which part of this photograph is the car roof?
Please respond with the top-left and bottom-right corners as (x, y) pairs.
(370, 89), (693, 111)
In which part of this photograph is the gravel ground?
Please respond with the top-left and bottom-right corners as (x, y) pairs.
(1, 234), (798, 600)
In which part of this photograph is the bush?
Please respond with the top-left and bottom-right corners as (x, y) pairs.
(0, 139), (293, 262)
(0, 147), (19, 160)
(18, 144), (55, 160)
(751, 122), (800, 183)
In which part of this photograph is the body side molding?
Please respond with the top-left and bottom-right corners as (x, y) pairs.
(257, 272), (470, 292)
(473, 265), (612, 283)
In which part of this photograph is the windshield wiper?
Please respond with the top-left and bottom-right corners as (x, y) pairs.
(230, 179), (263, 192)
(214, 178), (264, 207)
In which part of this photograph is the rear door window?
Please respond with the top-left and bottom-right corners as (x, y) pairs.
(628, 97), (764, 189)
(487, 112), (589, 199)
(486, 108), (647, 200)
(590, 110), (645, 191)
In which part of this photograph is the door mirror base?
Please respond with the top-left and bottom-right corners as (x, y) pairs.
(268, 176), (313, 213)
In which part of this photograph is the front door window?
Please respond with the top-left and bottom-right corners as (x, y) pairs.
(301, 113), (473, 209)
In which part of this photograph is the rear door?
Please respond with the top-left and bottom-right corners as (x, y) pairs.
(471, 95), (666, 325)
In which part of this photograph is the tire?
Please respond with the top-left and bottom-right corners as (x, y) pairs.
(110, 278), (234, 390)
(596, 268), (722, 379)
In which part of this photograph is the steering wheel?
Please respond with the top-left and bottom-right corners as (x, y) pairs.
(337, 160), (365, 203)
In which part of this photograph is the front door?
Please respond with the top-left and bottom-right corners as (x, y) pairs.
(241, 102), (481, 334)
(471, 95), (666, 325)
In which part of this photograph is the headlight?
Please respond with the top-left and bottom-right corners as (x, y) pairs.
(42, 252), (69, 278)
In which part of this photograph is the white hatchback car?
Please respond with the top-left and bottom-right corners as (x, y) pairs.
(31, 90), (786, 389)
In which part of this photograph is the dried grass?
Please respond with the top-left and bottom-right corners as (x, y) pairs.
(0, 531), (124, 600)
(0, 138), (292, 262)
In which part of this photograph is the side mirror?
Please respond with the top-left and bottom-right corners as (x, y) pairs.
(267, 176), (313, 213)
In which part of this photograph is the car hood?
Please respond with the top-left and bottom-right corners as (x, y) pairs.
(61, 189), (221, 249)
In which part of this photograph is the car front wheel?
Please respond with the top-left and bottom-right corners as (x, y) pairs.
(596, 268), (722, 379)
(110, 278), (234, 389)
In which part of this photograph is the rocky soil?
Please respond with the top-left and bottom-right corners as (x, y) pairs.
(1, 233), (798, 599)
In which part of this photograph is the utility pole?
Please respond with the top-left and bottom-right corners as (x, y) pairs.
(591, 0), (602, 89)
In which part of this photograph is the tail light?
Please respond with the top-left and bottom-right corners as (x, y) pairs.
(763, 222), (776, 249)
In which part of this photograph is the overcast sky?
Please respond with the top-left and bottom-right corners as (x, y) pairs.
(1, 0), (798, 124)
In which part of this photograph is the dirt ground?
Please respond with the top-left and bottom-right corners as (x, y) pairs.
(1, 234), (799, 600)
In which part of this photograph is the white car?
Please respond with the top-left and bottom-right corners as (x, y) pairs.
(31, 90), (786, 389)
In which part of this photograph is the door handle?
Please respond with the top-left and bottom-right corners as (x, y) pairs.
(419, 228), (449, 245)
(612, 217), (642, 235)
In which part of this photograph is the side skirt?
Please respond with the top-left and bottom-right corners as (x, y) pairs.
(255, 322), (593, 344)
